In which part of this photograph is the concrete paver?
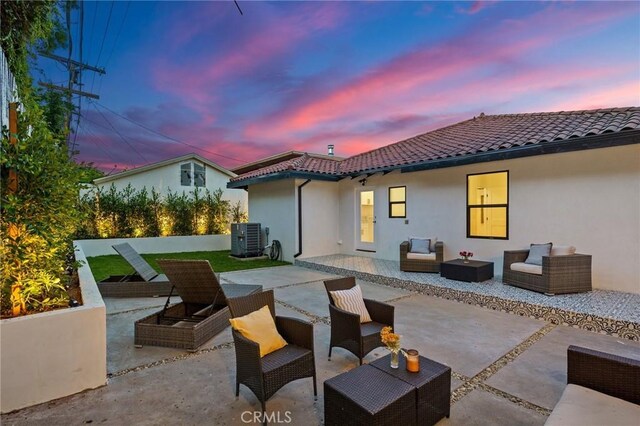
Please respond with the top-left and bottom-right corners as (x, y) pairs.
(5, 265), (634, 425)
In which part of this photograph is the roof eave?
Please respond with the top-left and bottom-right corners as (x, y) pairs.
(399, 130), (640, 174)
(227, 171), (341, 189)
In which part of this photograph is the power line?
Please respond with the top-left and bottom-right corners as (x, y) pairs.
(90, 100), (245, 163)
(77, 120), (120, 166)
(90, 102), (147, 163)
(91, 1), (115, 94)
(103, 1), (130, 70)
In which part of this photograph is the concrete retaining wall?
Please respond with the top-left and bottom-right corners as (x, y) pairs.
(78, 234), (231, 257)
(0, 242), (107, 413)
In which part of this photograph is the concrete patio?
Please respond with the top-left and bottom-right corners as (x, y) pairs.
(3, 265), (639, 425)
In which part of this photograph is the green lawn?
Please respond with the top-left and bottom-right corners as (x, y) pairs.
(87, 250), (290, 282)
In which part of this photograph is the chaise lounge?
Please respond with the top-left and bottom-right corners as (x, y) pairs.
(98, 243), (173, 297)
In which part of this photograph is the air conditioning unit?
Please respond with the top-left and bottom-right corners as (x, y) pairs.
(231, 223), (262, 258)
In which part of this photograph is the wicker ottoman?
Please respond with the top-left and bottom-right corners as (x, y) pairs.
(324, 365), (416, 426)
(371, 354), (451, 426)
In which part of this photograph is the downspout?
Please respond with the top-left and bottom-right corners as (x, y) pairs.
(294, 179), (311, 258)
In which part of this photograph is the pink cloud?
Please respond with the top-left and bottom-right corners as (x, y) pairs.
(457, 1), (491, 15)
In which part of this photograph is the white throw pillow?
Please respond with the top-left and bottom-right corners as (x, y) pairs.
(550, 245), (576, 256)
(330, 285), (372, 323)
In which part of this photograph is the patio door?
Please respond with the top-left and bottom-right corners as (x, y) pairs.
(356, 188), (376, 251)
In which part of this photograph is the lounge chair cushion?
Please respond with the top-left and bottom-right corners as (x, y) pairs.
(550, 245), (576, 256)
(409, 238), (431, 254)
(545, 384), (640, 426)
(229, 305), (287, 357)
(525, 242), (553, 265)
(330, 284), (372, 323)
(406, 252), (437, 261)
(510, 262), (543, 275)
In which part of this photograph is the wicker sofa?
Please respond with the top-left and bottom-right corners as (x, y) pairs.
(400, 240), (444, 273)
(545, 345), (640, 425)
(502, 248), (591, 295)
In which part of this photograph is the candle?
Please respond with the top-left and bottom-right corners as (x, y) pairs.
(406, 349), (420, 373)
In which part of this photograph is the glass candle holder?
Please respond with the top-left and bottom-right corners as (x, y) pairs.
(406, 349), (420, 372)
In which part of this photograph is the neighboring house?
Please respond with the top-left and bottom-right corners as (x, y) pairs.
(89, 153), (247, 208)
(228, 108), (640, 294)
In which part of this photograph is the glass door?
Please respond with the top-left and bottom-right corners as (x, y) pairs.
(356, 189), (376, 251)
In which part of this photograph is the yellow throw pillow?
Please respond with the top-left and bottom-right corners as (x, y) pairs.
(229, 305), (287, 357)
(330, 285), (372, 323)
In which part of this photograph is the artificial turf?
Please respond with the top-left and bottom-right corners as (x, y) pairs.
(86, 250), (289, 282)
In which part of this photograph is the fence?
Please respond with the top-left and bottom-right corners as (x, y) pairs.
(0, 46), (18, 130)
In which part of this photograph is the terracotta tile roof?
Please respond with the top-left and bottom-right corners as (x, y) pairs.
(230, 107), (640, 183)
(230, 153), (342, 182)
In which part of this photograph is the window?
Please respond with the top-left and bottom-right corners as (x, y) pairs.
(467, 171), (508, 239)
(180, 162), (206, 187)
(388, 186), (406, 218)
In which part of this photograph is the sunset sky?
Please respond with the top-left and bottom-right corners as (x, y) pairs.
(37, 1), (640, 173)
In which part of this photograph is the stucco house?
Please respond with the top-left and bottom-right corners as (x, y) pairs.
(88, 153), (247, 208)
(228, 107), (640, 294)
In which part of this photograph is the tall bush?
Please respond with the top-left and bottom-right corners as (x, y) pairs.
(77, 185), (245, 239)
(1, 1), (82, 317)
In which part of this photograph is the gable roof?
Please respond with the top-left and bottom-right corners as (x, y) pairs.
(228, 107), (640, 188)
(94, 153), (236, 185)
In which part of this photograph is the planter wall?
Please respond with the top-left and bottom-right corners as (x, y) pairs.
(78, 234), (231, 257)
(0, 242), (106, 413)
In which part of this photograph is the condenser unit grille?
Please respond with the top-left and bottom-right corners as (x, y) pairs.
(231, 223), (262, 257)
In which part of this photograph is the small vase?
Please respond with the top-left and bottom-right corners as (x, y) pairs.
(390, 351), (399, 369)
(463, 258), (470, 263)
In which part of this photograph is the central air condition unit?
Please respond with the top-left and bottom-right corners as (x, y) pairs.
(231, 223), (262, 258)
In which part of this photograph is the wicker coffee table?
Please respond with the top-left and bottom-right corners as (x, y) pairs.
(371, 354), (451, 426)
(441, 259), (494, 282)
(324, 364), (416, 425)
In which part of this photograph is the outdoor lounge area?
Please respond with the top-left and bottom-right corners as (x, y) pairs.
(2, 263), (638, 425)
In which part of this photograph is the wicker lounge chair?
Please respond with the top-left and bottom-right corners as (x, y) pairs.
(97, 243), (173, 297)
(546, 346), (640, 425)
(323, 276), (395, 365)
(134, 259), (262, 350)
(502, 249), (592, 295)
(227, 290), (317, 424)
(400, 241), (444, 273)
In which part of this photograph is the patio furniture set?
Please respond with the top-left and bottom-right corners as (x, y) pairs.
(96, 243), (638, 425)
(400, 238), (593, 295)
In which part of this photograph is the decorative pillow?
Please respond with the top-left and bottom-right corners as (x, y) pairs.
(409, 238), (431, 254)
(525, 243), (553, 265)
(330, 285), (372, 323)
(550, 245), (576, 256)
(430, 237), (438, 253)
(229, 305), (288, 357)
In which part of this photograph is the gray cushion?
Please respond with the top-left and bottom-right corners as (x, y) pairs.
(409, 238), (431, 254)
(525, 243), (552, 265)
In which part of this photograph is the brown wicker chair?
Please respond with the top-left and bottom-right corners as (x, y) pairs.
(400, 241), (444, 273)
(502, 250), (592, 295)
(323, 277), (395, 365)
(227, 290), (317, 423)
(546, 346), (640, 425)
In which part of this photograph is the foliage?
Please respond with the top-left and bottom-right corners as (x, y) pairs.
(87, 250), (289, 283)
(1, 0), (82, 317)
(77, 184), (247, 239)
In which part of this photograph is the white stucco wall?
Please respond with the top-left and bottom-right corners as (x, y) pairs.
(86, 161), (247, 209)
(1, 242), (106, 413)
(78, 234), (231, 257)
(337, 144), (640, 293)
(299, 180), (341, 258)
(248, 180), (297, 262)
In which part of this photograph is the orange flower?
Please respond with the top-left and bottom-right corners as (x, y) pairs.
(380, 326), (401, 351)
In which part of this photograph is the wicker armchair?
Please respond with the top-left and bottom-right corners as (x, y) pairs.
(502, 249), (592, 295)
(400, 240), (444, 272)
(545, 346), (640, 425)
(323, 277), (395, 365)
(227, 290), (316, 423)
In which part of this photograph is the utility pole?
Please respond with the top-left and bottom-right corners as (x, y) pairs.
(37, 2), (104, 148)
